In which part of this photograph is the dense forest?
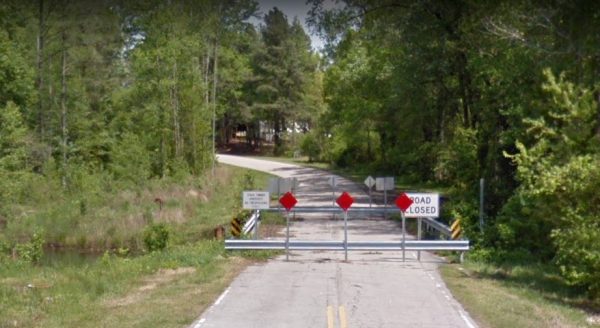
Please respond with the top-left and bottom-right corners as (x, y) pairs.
(306, 0), (600, 298)
(0, 1), (320, 261)
(0, 0), (599, 298)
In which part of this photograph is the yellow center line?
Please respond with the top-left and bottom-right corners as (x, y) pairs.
(339, 305), (348, 328)
(327, 305), (335, 328)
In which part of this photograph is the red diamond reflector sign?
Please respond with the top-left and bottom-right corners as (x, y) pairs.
(336, 192), (354, 211)
(279, 192), (297, 211)
(395, 193), (413, 212)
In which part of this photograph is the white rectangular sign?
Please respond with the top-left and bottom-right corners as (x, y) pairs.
(243, 191), (270, 209)
(328, 176), (336, 187)
(375, 177), (395, 191)
(404, 193), (439, 218)
(268, 178), (294, 194)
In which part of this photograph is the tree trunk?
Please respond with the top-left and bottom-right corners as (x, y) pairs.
(203, 47), (210, 171)
(37, 0), (45, 140)
(596, 90), (600, 138)
(60, 30), (68, 187)
(457, 52), (473, 128)
(211, 38), (218, 174)
(156, 55), (166, 177)
(171, 61), (182, 158)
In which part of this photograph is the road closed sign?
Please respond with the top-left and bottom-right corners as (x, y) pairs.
(243, 191), (270, 209)
(404, 193), (439, 218)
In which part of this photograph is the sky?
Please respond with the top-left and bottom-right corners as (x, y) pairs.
(252, 0), (325, 51)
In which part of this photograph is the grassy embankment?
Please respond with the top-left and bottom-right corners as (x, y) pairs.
(257, 154), (600, 327)
(0, 164), (283, 328)
(442, 262), (597, 327)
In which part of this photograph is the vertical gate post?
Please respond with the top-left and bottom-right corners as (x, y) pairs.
(344, 210), (348, 261)
(417, 218), (422, 261)
(331, 177), (336, 220)
(285, 211), (290, 261)
(401, 211), (406, 262)
(384, 189), (388, 219)
(254, 210), (260, 240)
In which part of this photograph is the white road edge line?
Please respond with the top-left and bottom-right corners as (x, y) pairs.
(214, 288), (231, 306)
(459, 310), (477, 328)
(192, 318), (206, 328)
(191, 287), (232, 328)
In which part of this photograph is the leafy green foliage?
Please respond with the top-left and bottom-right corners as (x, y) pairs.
(299, 131), (321, 162)
(498, 71), (600, 295)
(14, 231), (44, 263)
(0, 29), (33, 108)
(309, 1), (600, 299)
(110, 133), (151, 185)
(143, 223), (170, 252)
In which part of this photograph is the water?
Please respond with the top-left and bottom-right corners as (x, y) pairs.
(40, 248), (102, 267)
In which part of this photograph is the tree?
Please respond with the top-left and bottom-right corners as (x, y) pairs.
(254, 8), (317, 154)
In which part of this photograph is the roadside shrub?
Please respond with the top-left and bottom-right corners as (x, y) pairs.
(0, 237), (11, 262)
(143, 223), (170, 252)
(15, 231), (44, 263)
(299, 132), (320, 162)
(241, 172), (255, 190)
(499, 72), (600, 298)
(553, 219), (600, 298)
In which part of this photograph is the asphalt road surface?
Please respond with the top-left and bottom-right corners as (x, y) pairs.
(189, 155), (477, 328)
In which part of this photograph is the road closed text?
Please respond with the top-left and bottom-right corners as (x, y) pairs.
(404, 193), (440, 218)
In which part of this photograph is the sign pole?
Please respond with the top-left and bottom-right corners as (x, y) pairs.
(344, 210), (348, 261)
(255, 210), (260, 240)
(286, 210), (290, 261)
(331, 177), (336, 220)
(335, 192), (354, 262)
(417, 218), (422, 261)
(278, 192), (297, 262)
(364, 176), (375, 209)
(277, 179), (281, 212)
(384, 189), (388, 219)
(401, 210), (406, 262)
(394, 193), (414, 263)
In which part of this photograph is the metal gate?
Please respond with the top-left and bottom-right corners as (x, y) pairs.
(226, 207), (469, 262)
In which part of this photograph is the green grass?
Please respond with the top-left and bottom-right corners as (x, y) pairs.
(1, 164), (273, 251)
(0, 164), (285, 327)
(441, 261), (597, 328)
(0, 241), (252, 327)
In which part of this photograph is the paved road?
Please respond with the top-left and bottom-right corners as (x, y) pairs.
(190, 155), (477, 328)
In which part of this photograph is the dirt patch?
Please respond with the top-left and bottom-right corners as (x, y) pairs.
(106, 267), (196, 307)
(259, 224), (285, 238)
(588, 315), (600, 326)
(157, 208), (186, 224)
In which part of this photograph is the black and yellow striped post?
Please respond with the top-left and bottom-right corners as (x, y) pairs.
(450, 219), (462, 240)
(230, 217), (242, 237)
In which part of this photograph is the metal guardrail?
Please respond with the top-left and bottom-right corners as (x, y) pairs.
(422, 217), (452, 237)
(264, 207), (454, 237)
(242, 210), (260, 235)
(263, 206), (404, 214)
(230, 207), (468, 262)
(240, 210), (261, 239)
(225, 240), (469, 251)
